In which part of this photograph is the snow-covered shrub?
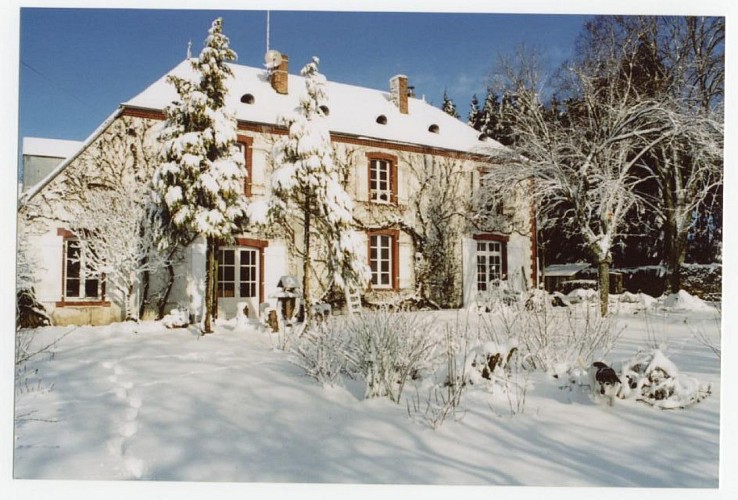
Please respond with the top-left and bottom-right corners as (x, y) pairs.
(660, 290), (715, 312)
(465, 341), (518, 386)
(407, 325), (468, 429)
(512, 298), (623, 378)
(691, 314), (721, 360)
(618, 349), (711, 409)
(290, 320), (349, 387)
(161, 307), (190, 329)
(475, 279), (520, 312)
(16, 289), (52, 329)
(560, 280), (597, 295)
(341, 309), (441, 402)
(566, 288), (598, 304)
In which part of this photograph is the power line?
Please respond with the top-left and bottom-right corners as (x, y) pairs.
(20, 59), (96, 111)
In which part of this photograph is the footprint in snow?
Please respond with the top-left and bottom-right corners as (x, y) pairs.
(119, 420), (138, 438)
(125, 407), (139, 421)
(125, 456), (144, 479)
(107, 436), (125, 457)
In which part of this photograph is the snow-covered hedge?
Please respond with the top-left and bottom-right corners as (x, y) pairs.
(619, 264), (721, 300)
(618, 349), (711, 409)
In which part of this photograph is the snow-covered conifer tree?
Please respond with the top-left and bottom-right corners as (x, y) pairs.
(153, 18), (248, 333)
(268, 57), (369, 320)
(467, 94), (482, 129)
(441, 90), (459, 118)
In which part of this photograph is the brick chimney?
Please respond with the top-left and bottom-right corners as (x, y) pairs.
(269, 54), (289, 95)
(390, 74), (409, 114)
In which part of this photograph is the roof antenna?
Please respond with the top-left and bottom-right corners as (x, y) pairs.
(266, 10), (270, 53)
(186, 40), (192, 59)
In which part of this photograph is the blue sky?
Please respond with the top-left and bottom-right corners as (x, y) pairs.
(18, 8), (589, 143)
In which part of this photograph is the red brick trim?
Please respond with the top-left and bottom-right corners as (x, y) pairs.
(367, 229), (400, 291)
(57, 228), (74, 238)
(55, 300), (111, 308)
(473, 233), (510, 243)
(366, 152), (398, 205)
(121, 107), (166, 121)
(121, 105), (487, 161)
(237, 135), (254, 197)
(234, 237), (269, 248)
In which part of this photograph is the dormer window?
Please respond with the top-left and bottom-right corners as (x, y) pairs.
(428, 124), (440, 134)
(376, 114), (388, 125)
(319, 105), (330, 116)
(241, 93), (255, 104)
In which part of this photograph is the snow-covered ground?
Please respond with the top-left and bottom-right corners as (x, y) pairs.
(11, 296), (725, 495)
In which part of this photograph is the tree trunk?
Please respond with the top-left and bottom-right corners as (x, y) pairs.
(211, 240), (219, 320)
(157, 260), (176, 320)
(597, 257), (612, 317)
(202, 238), (215, 334)
(664, 213), (689, 294)
(126, 282), (139, 322)
(139, 267), (150, 320)
(303, 198), (312, 323)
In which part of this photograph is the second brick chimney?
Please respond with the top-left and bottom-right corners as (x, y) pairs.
(390, 74), (409, 114)
(269, 54), (289, 95)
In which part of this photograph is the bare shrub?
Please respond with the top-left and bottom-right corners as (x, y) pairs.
(290, 320), (350, 387)
(407, 322), (469, 428)
(516, 301), (622, 377)
(341, 308), (441, 402)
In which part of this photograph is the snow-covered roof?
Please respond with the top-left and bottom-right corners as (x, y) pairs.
(22, 137), (83, 159)
(543, 263), (591, 277)
(124, 59), (502, 155)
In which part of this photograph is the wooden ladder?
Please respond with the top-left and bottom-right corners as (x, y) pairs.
(345, 287), (363, 316)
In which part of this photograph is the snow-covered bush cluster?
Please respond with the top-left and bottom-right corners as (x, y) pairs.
(481, 294), (622, 379)
(290, 320), (349, 387)
(289, 287), (714, 427)
(292, 309), (442, 402)
(617, 349), (711, 409)
(464, 340), (518, 386)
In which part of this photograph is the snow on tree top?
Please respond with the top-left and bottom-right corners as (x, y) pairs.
(125, 60), (502, 155)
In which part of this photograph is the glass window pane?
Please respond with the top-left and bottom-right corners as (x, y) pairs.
(66, 278), (80, 298)
(85, 278), (99, 298)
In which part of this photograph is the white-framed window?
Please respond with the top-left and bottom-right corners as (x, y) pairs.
(218, 248), (258, 298)
(476, 240), (502, 291)
(369, 158), (392, 203)
(63, 239), (103, 300)
(369, 155), (397, 203)
(369, 233), (394, 289)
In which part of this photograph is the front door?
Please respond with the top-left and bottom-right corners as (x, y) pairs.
(217, 247), (260, 319)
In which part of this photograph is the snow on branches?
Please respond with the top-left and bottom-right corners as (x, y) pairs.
(152, 17), (248, 333)
(153, 17), (248, 242)
(266, 57), (369, 312)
